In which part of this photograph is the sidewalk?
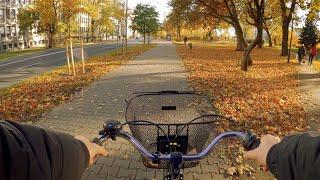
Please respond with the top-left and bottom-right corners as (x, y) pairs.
(298, 63), (320, 131)
(36, 42), (193, 179)
(36, 42), (271, 180)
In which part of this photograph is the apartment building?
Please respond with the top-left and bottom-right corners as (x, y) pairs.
(0, 0), (47, 51)
(0, 0), (119, 51)
(77, 12), (90, 36)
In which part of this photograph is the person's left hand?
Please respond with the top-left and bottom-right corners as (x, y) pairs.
(75, 135), (108, 165)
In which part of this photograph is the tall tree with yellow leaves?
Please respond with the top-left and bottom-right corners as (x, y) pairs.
(32, 0), (60, 48)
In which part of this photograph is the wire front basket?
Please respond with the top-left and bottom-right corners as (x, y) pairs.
(125, 91), (230, 169)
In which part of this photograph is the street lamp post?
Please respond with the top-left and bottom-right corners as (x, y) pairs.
(125, 0), (128, 49)
(287, 15), (294, 63)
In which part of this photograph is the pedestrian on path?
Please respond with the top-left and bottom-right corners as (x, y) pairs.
(298, 44), (306, 64)
(308, 44), (317, 66)
(184, 36), (188, 45)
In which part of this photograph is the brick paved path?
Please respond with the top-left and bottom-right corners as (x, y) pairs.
(298, 64), (320, 131)
(36, 42), (271, 180)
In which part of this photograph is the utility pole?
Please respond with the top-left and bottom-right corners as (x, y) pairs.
(121, 2), (125, 54)
(125, 0), (128, 49)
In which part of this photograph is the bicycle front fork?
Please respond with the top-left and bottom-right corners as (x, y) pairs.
(165, 171), (183, 180)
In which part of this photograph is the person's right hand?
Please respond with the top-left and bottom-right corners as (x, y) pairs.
(243, 134), (280, 171)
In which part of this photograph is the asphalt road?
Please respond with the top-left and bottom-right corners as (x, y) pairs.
(0, 41), (130, 88)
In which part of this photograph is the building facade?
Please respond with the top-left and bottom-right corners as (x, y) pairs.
(0, 0), (46, 51)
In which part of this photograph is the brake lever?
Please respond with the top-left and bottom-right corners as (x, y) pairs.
(92, 120), (122, 145)
(92, 136), (104, 146)
(243, 132), (261, 151)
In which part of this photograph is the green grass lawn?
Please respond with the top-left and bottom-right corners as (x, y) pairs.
(0, 48), (45, 61)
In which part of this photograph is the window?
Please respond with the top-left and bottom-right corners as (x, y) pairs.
(3, 44), (6, 50)
(8, 44), (12, 48)
(5, 9), (9, 19)
(34, 41), (37, 45)
(14, 43), (17, 47)
(10, 9), (15, 18)
(5, 26), (10, 34)
(0, 9), (4, 20)
(12, 25), (16, 34)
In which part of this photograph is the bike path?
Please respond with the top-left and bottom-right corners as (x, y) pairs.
(36, 42), (268, 180)
(298, 63), (320, 131)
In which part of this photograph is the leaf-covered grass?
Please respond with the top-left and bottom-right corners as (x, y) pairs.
(0, 48), (45, 61)
(177, 45), (307, 136)
(314, 60), (320, 72)
(0, 44), (155, 122)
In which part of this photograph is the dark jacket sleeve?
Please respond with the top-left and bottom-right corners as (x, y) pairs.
(267, 132), (320, 180)
(0, 120), (89, 180)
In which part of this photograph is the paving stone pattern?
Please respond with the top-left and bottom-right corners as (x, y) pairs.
(36, 42), (272, 180)
(298, 64), (320, 131)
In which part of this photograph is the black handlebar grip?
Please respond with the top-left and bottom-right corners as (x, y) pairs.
(92, 137), (103, 146)
(243, 132), (261, 151)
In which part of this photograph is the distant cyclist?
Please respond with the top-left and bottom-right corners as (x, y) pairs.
(184, 36), (188, 45)
(297, 44), (306, 64)
(308, 44), (317, 66)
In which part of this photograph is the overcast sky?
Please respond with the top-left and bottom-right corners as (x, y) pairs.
(128, 0), (171, 23)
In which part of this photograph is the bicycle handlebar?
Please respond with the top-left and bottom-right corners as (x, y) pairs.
(93, 120), (260, 163)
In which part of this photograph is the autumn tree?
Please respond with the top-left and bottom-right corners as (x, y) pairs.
(17, 8), (39, 48)
(305, 0), (320, 20)
(167, 0), (220, 41)
(132, 4), (159, 44)
(242, 0), (265, 71)
(193, 0), (249, 51)
(83, 0), (100, 42)
(60, 0), (82, 37)
(32, 0), (60, 48)
(166, 6), (184, 41)
(94, 1), (116, 41)
(279, 0), (297, 56)
(262, 0), (282, 47)
(168, 0), (267, 71)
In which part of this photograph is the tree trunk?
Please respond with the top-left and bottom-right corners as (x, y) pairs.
(279, 0), (296, 56)
(87, 20), (90, 43)
(177, 26), (181, 41)
(257, 35), (263, 48)
(23, 30), (29, 48)
(266, 30), (272, 47)
(268, 35), (272, 47)
(242, 36), (260, 70)
(281, 20), (289, 56)
(242, 0), (265, 70)
(242, 48), (250, 71)
(48, 32), (54, 48)
(234, 23), (248, 51)
(143, 22), (146, 44)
